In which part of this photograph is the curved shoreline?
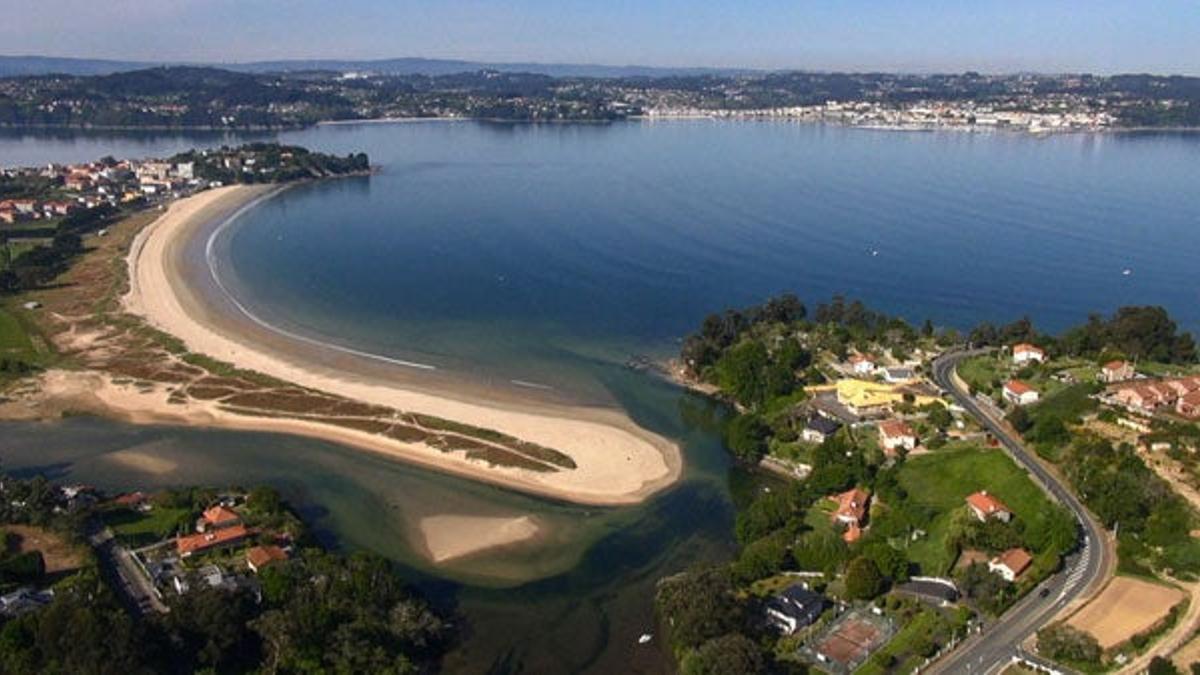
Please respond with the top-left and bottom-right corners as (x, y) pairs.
(121, 185), (683, 506)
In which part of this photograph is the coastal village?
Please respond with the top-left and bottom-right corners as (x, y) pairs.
(1, 142), (368, 226)
(0, 470), (448, 672)
(659, 297), (1200, 674)
(643, 99), (1117, 133)
(0, 481), (296, 621)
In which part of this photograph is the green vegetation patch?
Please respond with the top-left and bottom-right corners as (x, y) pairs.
(896, 446), (1066, 575)
(103, 506), (192, 548)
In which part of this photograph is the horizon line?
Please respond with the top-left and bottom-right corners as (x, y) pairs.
(2, 53), (1197, 79)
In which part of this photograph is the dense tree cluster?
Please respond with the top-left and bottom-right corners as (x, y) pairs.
(1037, 624), (1102, 666)
(971, 306), (1197, 365)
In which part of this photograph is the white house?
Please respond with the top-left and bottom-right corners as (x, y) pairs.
(1012, 343), (1045, 364)
(966, 491), (1012, 523)
(988, 548), (1032, 582)
(1100, 360), (1135, 383)
(1003, 380), (1039, 406)
(849, 354), (876, 375)
(878, 419), (917, 454)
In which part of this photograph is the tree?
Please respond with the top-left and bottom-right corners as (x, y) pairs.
(926, 404), (952, 431)
(246, 485), (282, 514)
(958, 562), (1013, 615)
(1037, 624), (1101, 665)
(681, 634), (765, 675)
(655, 568), (742, 652)
(844, 557), (885, 600)
(1006, 406), (1032, 434)
(731, 532), (791, 584)
(792, 530), (851, 575)
(862, 543), (909, 582)
(1149, 656), (1181, 675)
(164, 587), (261, 671)
(724, 414), (770, 463)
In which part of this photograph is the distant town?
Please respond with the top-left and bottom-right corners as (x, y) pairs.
(0, 143), (368, 293)
(0, 66), (1196, 132)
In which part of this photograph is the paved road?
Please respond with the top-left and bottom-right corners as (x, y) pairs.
(927, 349), (1112, 675)
(86, 521), (167, 616)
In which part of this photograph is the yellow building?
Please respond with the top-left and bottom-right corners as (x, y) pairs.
(808, 379), (940, 416)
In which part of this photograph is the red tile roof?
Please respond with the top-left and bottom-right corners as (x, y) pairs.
(832, 488), (871, 525)
(202, 505), (241, 527)
(246, 545), (289, 571)
(1005, 380), (1034, 395)
(1013, 343), (1044, 355)
(995, 548), (1033, 577)
(878, 419), (914, 438)
(966, 491), (1011, 518)
(1103, 360), (1127, 371)
(112, 491), (146, 506)
(177, 524), (249, 556)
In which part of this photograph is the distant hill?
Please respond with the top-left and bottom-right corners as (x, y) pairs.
(0, 54), (753, 79)
(0, 55), (161, 77)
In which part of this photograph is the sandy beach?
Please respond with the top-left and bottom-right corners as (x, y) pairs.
(417, 514), (541, 563)
(114, 185), (682, 506)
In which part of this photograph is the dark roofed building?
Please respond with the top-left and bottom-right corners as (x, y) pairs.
(765, 584), (827, 635)
(803, 416), (842, 444)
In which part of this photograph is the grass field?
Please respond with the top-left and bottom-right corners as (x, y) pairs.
(958, 356), (1005, 395)
(0, 241), (39, 270)
(0, 303), (54, 385)
(103, 506), (192, 548)
(0, 306), (35, 354)
(896, 446), (1060, 575)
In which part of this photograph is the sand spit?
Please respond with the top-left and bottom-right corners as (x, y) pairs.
(107, 185), (681, 505)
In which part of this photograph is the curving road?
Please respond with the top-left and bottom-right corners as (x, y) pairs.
(926, 349), (1112, 675)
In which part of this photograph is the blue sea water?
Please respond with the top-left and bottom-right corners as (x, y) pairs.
(202, 121), (1200, 399)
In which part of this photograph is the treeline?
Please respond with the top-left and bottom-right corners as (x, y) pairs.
(682, 294), (923, 393)
(0, 549), (448, 674)
(968, 306), (1197, 364)
(169, 143), (370, 184)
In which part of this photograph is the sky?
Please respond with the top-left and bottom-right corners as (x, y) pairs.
(1, 0), (1197, 74)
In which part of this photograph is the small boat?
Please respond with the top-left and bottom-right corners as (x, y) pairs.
(1122, 268), (1132, 276)
(638, 633), (653, 645)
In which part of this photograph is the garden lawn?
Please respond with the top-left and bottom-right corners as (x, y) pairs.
(896, 446), (1059, 575)
(103, 506), (192, 548)
(958, 356), (1005, 395)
